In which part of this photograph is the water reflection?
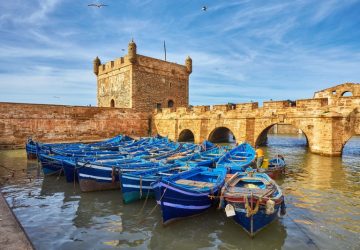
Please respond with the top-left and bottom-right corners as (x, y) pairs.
(0, 135), (359, 249)
(150, 207), (287, 250)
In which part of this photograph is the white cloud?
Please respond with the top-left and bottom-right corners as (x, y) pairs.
(0, 0), (359, 106)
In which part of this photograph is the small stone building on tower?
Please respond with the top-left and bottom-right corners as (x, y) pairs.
(93, 40), (192, 112)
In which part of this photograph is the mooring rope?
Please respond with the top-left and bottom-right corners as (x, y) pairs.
(0, 163), (25, 173)
(138, 186), (169, 224)
(137, 187), (151, 217)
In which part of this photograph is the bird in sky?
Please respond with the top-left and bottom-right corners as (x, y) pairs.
(202, 6), (207, 11)
(88, 3), (108, 8)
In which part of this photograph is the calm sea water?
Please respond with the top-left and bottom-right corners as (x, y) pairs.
(0, 135), (359, 250)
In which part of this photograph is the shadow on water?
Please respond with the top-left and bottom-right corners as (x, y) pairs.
(0, 136), (359, 249)
(150, 207), (287, 250)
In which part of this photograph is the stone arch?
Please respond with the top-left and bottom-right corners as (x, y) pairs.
(341, 91), (352, 97)
(168, 99), (174, 108)
(178, 129), (195, 142)
(255, 122), (310, 147)
(208, 126), (236, 143)
(341, 134), (359, 156)
(339, 108), (360, 155)
(110, 99), (115, 108)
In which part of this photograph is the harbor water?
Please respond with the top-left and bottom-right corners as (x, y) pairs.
(0, 135), (359, 250)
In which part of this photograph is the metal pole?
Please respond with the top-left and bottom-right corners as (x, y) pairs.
(164, 40), (167, 61)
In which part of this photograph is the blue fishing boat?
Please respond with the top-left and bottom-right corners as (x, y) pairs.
(200, 140), (217, 151)
(257, 155), (286, 179)
(220, 170), (286, 237)
(61, 154), (132, 183)
(38, 153), (67, 176)
(49, 136), (137, 157)
(25, 138), (38, 159)
(151, 167), (227, 225)
(74, 140), (179, 191)
(27, 134), (135, 159)
(176, 146), (226, 168)
(165, 141), (216, 164)
(216, 142), (255, 173)
(120, 163), (189, 204)
(77, 160), (161, 192)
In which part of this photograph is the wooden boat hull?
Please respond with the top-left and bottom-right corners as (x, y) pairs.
(152, 181), (216, 225)
(121, 175), (157, 204)
(62, 155), (130, 183)
(152, 168), (226, 225)
(121, 165), (189, 204)
(77, 161), (159, 192)
(259, 157), (286, 179)
(228, 200), (281, 237)
(77, 164), (120, 192)
(216, 142), (255, 173)
(264, 168), (285, 179)
(62, 159), (78, 183)
(221, 171), (285, 237)
(38, 154), (64, 176)
(26, 142), (38, 159)
(79, 178), (120, 192)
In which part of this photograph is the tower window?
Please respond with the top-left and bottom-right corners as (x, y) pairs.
(168, 100), (174, 108)
(110, 99), (115, 107)
(156, 103), (162, 109)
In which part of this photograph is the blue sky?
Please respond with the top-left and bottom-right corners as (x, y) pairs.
(0, 0), (359, 106)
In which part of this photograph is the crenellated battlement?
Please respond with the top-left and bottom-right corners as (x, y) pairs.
(98, 56), (129, 75)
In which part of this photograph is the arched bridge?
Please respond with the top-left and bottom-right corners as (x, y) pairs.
(154, 83), (360, 156)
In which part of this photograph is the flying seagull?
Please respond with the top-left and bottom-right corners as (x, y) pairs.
(202, 6), (207, 11)
(88, 3), (108, 8)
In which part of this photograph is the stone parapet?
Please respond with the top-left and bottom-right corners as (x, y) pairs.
(296, 98), (328, 108)
(193, 106), (210, 113)
(235, 102), (259, 111)
(263, 100), (292, 109)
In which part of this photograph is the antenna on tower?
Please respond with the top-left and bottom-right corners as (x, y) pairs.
(163, 40), (167, 61)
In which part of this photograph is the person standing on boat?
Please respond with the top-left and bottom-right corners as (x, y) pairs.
(255, 146), (264, 168)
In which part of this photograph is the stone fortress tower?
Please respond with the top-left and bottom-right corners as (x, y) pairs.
(93, 40), (192, 112)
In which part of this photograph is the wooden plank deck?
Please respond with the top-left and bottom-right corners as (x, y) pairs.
(175, 179), (214, 188)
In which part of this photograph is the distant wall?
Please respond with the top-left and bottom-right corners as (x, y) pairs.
(0, 102), (150, 149)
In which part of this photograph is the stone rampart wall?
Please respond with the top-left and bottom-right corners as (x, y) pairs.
(0, 102), (150, 149)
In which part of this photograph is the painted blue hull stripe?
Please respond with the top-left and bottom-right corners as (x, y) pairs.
(122, 184), (152, 189)
(159, 183), (216, 197)
(122, 176), (155, 182)
(79, 173), (112, 181)
(162, 201), (211, 210)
